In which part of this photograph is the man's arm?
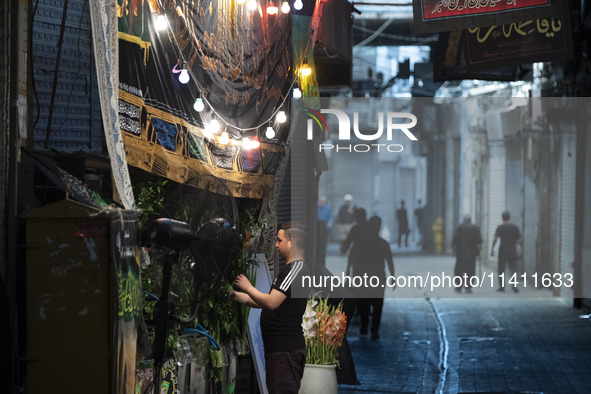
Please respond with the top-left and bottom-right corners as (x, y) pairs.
(383, 240), (395, 277)
(234, 274), (287, 310)
(340, 226), (356, 254)
(231, 290), (262, 308)
(345, 256), (352, 276)
(386, 255), (394, 278)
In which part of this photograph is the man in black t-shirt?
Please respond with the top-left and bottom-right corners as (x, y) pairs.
(491, 211), (521, 293)
(231, 223), (308, 394)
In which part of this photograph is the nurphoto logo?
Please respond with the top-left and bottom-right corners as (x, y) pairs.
(303, 107), (418, 153)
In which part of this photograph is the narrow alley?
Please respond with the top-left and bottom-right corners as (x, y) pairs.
(326, 249), (591, 394)
(5, 1), (591, 393)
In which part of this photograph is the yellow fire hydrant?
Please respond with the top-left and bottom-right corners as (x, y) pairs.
(432, 216), (443, 255)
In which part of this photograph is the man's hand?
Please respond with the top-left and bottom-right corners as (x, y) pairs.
(490, 250), (495, 257)
(235, 274), (254, 292)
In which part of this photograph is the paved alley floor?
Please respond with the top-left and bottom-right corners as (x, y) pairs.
(324, 248), (591, 393)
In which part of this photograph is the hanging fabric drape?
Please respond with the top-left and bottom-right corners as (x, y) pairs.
(89, 0), (136, 209)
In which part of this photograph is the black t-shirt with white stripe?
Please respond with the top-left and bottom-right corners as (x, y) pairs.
(260, 260), (307, 353)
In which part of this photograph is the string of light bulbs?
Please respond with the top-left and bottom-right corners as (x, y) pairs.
(152, 0), (314, 147)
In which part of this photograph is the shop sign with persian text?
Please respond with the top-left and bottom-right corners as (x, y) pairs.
(413, 0), (559, 33)
(464, 2), (572, 71)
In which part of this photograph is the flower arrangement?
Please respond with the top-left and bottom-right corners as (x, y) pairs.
(301, 296), (348, 365)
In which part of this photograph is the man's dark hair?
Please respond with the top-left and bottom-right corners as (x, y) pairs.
(279, 222), (308, 249)
(368, 215), (382, 235)
(502, 211), (511, 221)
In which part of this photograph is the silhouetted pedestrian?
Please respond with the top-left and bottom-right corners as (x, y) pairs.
(396, 200), (410, 248)
(491, 211), (521, 293)
(352, 216), (394, 339)
(341, 208), (369, 270)
(452, 215), (482, 293)
(335, 194), (355, 242)
(336, 194), (355, 224)
(341, 208), (369, 329)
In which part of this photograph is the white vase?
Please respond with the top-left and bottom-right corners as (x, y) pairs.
(298, 363), (337, 394)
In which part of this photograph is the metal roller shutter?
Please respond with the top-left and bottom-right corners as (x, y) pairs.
(505, 144), (523, 230)
(487, 144), (505, 267)
(505, 143), (524, 272)
(559, 133), (576, 297)
(32, 0), (103, 151)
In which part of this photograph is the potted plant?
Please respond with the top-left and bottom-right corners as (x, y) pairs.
(300, 296), (348, 394)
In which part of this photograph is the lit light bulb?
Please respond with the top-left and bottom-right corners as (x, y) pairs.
(218, 131), (230, 145)
(265, 126), (276, 139)
(293, 87), (302, 99)
(276, 111), (287, 123)
(250, 137), (261, 149)
(294, 0), (303, 10)
(243, 137), (261, 150)
(179, 69), (190, 84)
(193, 98), (205, 112)
(281, 1), (290, 13)
(155, 14), (168, 31)
(267, 1), (278, 14)
(300, 62), (312, 77)
(209, 118), (220, 134)
(247, 0), (257, 10)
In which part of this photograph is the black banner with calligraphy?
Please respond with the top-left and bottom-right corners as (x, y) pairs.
(413, 0), (559, 34)
(463, 1), (573, 71)
(433, 31), (518, 82)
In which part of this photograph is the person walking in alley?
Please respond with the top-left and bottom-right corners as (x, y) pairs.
(452, 215), (482, 293)
(491, 211), (521, 293)
(231, 223), (308, 393)
(396, 200), (410, 248)
(353, 215), (394, 339)
(336, 194), (355, 225)
(341, 208), (370, 330)
(341, 208), (370, 270)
